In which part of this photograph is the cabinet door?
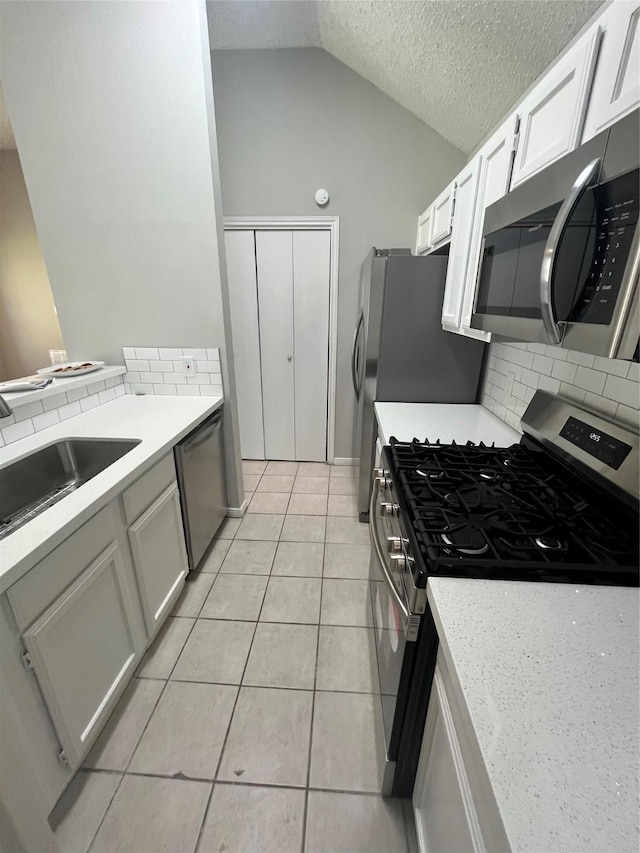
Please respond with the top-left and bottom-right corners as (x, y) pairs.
(224, 230), (265, 460)
(459, 115), (519, 338)
(511, 27), (601, 189)
(431, 182), (455, 246)
(416, 207), (433, 254)
(582, 1), (640, 142)
(23, 542), (140, 767)
(413, 664), (482, 853)
(128, 483), (188, 636)
(442, 160), (481, 330)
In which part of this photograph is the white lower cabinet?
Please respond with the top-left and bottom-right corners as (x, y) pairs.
(1, 453), (190, 804)
(22, 541), (141, 768)
(128, 483), (188, 636)
(413, 650), (509, 853)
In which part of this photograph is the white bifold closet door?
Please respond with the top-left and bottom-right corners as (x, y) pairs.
(225, 229), (330, 462)
(225, 230), (265, 460)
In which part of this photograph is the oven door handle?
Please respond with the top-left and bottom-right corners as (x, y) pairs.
(540, 157), (601, 345)
(369, 479), (410, 620)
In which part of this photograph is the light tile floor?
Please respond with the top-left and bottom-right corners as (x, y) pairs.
(50, 461), (417, 853)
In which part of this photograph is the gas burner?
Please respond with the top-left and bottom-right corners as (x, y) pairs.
(535, 536), (565, 551)
(479, 469), (498, 481)
(416, 467), (445, 481)
(441, 527), (489, 556)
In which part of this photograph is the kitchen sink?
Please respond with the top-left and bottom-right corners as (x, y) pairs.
(0, 438), (141, 540)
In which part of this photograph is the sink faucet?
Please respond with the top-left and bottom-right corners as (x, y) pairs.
(0, 394), (13, 418)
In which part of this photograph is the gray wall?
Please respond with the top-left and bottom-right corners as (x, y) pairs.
(1, 0), (243, 508)
(211, 48), (466, 458)
(0, 149), (66, 381)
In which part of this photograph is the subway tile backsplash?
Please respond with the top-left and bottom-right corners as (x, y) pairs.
(0, 375), (125, 447)
(122, 346), (223, 398)
(482, 341), (640, 434)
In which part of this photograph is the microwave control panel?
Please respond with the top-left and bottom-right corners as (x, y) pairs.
(560, 416), (632, 469)
(570, 168), (639, 325)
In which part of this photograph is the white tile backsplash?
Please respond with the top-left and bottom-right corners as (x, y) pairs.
(123, 346), (223, 398)
(482, 342), (639, 432)
(0, 375), (126, 446)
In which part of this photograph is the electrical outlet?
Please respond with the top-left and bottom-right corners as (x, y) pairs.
(182, 356), (196, 376)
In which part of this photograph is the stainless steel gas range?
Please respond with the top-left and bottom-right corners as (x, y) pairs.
(369, 390), (639, 797)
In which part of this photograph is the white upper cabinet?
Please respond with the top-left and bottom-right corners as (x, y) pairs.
(416, 207), (433, 255)
(458, 115), (519, 339)
(441, 159), (482, 331)
(431, 181), (456, 246)
(510, 27), (602, 189)
(582, 0), (640, 142)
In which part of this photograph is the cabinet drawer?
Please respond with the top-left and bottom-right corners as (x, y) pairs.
(121, 453), (176, 524)
(7, 504), (118, 631)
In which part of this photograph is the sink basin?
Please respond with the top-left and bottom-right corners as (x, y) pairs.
(0, 438), (141, 539)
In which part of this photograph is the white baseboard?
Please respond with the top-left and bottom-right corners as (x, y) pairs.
(226, 500), (248, 518)
(332, 457), (357, 466)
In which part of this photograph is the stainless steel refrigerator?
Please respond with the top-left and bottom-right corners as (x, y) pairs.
(353, 248), (486, 519)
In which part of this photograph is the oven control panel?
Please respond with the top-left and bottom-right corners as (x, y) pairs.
(560, 416), (632, 469)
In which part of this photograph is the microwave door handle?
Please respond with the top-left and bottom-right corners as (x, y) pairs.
(540, 157), (601, 345)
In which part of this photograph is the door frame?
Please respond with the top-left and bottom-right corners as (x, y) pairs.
(224, 216), (340, 463)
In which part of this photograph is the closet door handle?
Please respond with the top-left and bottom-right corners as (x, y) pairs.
(287, 355), (292, 362)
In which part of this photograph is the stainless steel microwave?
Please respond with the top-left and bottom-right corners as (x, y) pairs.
(471, 110), (639, 360)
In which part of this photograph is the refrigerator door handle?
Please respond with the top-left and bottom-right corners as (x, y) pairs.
(351, 310), (364, 398)
(351, 309), (364, 399)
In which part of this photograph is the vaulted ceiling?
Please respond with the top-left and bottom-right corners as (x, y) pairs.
(207, 0), (604, 154)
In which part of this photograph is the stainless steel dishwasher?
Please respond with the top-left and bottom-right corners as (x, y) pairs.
(174, 406), (226, 571)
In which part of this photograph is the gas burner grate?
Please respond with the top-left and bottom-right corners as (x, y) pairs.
(387, 437), (639, 581)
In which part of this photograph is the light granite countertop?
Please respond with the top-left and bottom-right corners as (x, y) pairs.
(427, 576), (640, 853)
(0, 394), (223, 592)
(374, 402), (521, 447)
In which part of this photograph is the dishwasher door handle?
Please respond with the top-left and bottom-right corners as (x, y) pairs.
(182, 415), (223, 454)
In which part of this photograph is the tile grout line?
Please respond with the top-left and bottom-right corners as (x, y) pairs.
(301, 521), (327, 853)
(191, 554), (268, 853)
(87, 765), (394, 797)
(84, 770), (127, 853)
(209, 528), (276, 787)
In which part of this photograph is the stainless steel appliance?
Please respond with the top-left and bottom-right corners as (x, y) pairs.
(471, 109), (639, 358)
(354, 249), (486, 520)
(369, 391), (639, 796)
(174, 407), (226, 571)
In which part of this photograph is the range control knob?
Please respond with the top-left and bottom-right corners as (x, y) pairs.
(373, 468), (391, 487)
(379, 501), (399, 518)
(390, 553), (414, 573)
(387, 536), (409, 553)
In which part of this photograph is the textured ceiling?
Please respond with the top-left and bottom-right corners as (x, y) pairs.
(0, 81), (17, 149)
(207, 0), (604, 153)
